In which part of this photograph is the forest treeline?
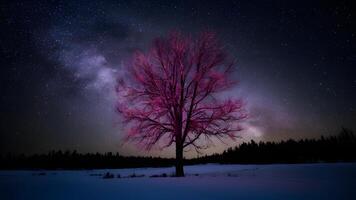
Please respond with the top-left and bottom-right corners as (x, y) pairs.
(1, 128), (355, 169)
(193, 127), (356, 164)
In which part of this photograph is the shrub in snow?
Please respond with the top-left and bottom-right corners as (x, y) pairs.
(128, 173), (145, 178)
(103, 172), (114, 179)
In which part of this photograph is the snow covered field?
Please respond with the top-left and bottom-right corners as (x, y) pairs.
(1, 163), (355, 200)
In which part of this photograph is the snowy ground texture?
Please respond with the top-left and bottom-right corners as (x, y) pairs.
(1, 163), (356, 200)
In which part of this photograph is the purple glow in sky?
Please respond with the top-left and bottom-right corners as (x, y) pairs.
(1, 1), (355, 157)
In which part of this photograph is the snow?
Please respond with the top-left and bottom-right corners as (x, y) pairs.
(1, 163), (356, 200)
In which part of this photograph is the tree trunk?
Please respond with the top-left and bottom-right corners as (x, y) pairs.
(175, 139), (184, 177)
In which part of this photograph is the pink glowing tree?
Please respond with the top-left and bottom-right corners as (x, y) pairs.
(116, 31), (245, 176)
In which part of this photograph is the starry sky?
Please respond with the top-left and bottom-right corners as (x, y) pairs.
(1, 0), (355, 157)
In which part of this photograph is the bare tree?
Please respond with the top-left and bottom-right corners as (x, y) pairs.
(116, 31), (246, 176)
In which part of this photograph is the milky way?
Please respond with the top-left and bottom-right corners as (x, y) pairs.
(1, 0), (355, 157)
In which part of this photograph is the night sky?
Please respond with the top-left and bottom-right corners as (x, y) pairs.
(1, 0), (355, 157)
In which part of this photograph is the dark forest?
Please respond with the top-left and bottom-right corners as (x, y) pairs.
(2, 128), (355, 170)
